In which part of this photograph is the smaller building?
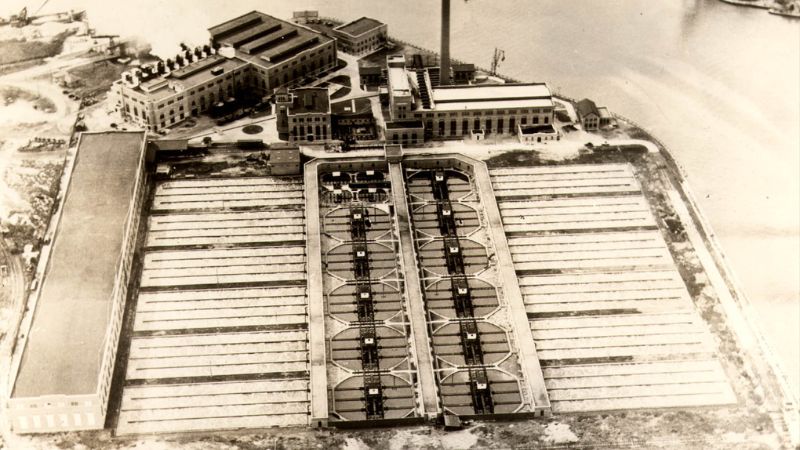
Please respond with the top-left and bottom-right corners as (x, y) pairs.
(333, 17), (387, 56)
(292, 10), (319, 24)
(576, 98), (614, 131)
(276, 87), (331, 143)
(385, 120), (424, 146)
(518, 124), (560, 144)
(387, 55), (413, 120)
(358, 65), (382, 87)
(332, 97), (376, 142)
(269, 143), (301, 175)
(452, 64), (475, 83)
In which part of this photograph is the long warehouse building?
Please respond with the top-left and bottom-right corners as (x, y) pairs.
(6, 132), (148, 433)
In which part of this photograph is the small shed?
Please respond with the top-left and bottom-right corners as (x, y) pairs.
(269, 143), (301, 175)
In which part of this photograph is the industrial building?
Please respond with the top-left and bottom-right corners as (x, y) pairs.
(332, 17), (387, 56)
(358, 65), (382, 87)
(4, 132), (739, 434)
(576, 98), (613, 131)
(383, 57), (557, 141)
(111, 11), (337, 132)
(276, 87), (332, 143)
(269, 143), (302, 175)
(331, 97), (377, 141)
(387, 56), (413, 121)
(7, 132), (148, 433)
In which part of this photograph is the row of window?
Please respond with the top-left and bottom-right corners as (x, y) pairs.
(16, 411), (97, 430)
(414, 108), (552, 119)
(291, 124), (328, 140)
(291, 116), (326, 123)
(429, 115), (551, 136)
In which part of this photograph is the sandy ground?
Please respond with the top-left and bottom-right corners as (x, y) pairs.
(0, 21), (86, 43)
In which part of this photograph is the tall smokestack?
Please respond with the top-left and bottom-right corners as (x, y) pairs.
(440, 0), (451, 85)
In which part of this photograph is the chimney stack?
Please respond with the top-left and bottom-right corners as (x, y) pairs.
(440, 0), (451, 85)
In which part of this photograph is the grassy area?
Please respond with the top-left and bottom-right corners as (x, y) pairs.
(329, 74), (352, 87)
(0, 31), (73, 66)
(330, 85), (351, 99)
(66, 60), (129, 99)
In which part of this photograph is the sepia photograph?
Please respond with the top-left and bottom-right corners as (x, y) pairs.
(0, 0), (797, 448)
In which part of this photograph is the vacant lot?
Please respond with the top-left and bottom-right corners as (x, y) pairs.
(66, 60), (129, 98)
(0, 31), (72, 66)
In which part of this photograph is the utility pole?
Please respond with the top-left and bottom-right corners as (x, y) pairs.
(490, 48), (505, 77)
(440, 0), (451, 85)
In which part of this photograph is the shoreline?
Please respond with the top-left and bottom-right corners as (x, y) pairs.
(718, 0), (800, 17)
(357, 19), (800, 444)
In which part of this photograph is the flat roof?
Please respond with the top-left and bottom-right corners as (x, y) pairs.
(359, 65), (382, 75)
(170, 54), (227, 79)
(389, 67), (410, 97)
(432, 83), (552, 103)
(129, 56), (248, 99)
(429, 83), (553, 112)
(290, 88), (330, 115)
(520, 124), (556, 134)
(331, 97), (372, 115)
(173, 57), (248, 89)
(271, 148), (300, 163)
(12, 132), (145, 399)
(211, 11), (332, 69)
(334, 17), (384, 37)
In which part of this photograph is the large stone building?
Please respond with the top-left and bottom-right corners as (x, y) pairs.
(111, 11), (337, 132)
(332, 17), (387, 56)
(7, 132), (148, 433)
(384, 59), (556, 141)
(416, 83), (556, 138)
(276, 87), (332, 143)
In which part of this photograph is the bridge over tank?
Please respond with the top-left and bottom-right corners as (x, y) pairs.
(401, 156), (551, 419)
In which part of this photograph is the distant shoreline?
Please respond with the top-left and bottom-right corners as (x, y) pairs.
(718, 0), (800, 18)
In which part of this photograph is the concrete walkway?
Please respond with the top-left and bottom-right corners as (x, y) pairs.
(303, 162), (329, 427)
(470, 161), (552, 413)
(388, 162), (440, 419)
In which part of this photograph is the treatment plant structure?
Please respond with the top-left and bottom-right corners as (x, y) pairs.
(4, 8), (794, 447)
(5, 130), (739, 434)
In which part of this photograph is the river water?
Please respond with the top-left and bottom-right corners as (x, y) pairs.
(4, 0), (799, 396)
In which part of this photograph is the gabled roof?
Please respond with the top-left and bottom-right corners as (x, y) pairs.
(208, 11), (332, 69)
(576, 98), (600, 118)
(334, 17), (385, 37)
